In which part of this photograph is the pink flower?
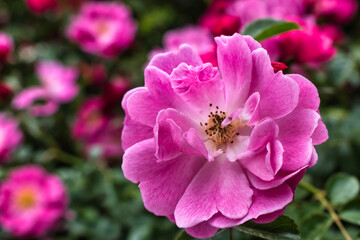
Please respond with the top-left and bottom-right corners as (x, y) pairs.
(122, 33), (328, 238)
(72, 97), (109, 141)
(72, 97), (124, 159)
(13, 61), (78, 116)
(154, 26), (217, 66)
(0, 32), (13, 63)
(321, 24), (345, 43)
(85, 120), (124, 159)
(314, 0), (358, 24)
(66, 2), (137, 58)
(199, 0), (240, 36)
(229, 0), (306, 30)
(278, 17), (336, 64)
(0, 114), (22, 164)
(24, 0), (57, 14)
(0, 166), (67, 237)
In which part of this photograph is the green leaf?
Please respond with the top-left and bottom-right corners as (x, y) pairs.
(326, 173), (360, 206)
(175, 230), (194, 240)
(242, 19), (299, 41)
(235, 215), (300, 240)
(299, 213), (332, 240)
(340, 199), (360, 225)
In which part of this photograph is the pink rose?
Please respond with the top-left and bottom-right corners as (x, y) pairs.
(199, 0), (240, 36)
(229, 0), (306, 30)
(12, 61), (78, 116)
(66, 2), (137, 58)
(24, 0), (57, 14)
(278, 17), (336, 64)
(0, 165), (68, 237)
(0, 113), (22, 163)
(72, 97), (109, 141)
(72, 97), (125, 159)
(121, 33), (328, 238)
(314, 0), (358, 24)
(0, 32), (13, 63)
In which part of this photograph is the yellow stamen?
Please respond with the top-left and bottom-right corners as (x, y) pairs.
(15, 188), (37, 210)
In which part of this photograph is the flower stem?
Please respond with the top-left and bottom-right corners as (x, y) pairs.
(229, 228), (233, 240)
(298, 180), (353, 240)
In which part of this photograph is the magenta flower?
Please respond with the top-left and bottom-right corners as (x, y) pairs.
(314, 0), (358, 24)
(0, 113), (22, 164)
(199, 0), (240, 36)
(72, 97), (109, 141)
(152, 26), (218, 67)
(122, 33), (328, 238)
(24, 0), (57, 14)
(278, 17), (336, 64)
(0, 32), (13, 64)
(85, 121), (123, 159)
(229, 0), (306, 29)
(72, 97), (124, 159)
(13, 61), (78, 116)
(0, 165), (68, 237)
(66, 2), (137, 58)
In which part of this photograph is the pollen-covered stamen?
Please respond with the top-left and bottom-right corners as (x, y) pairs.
(201, 104), (238, 146)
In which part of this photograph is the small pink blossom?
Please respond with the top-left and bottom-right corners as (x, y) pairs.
(122, 33), (328, 238)
(153, 26), (217, 66)
(24, 0), (57, 14)
(278, 17), (336, 64)
(229, 0), (306, 29)
(0, 113), (22, 164)
(85, 120), (123, 159)
(314, 0), (358, 24)
(72, 97), (124, 159)
(0, 32), (13, 63)
(0, 165), (68, 238)
(72, 97), (109, 141)
(321, 24), (345, 43)
(66, 2), (137, 58)
(12, 61), (78, 116)
(199, 0), (240, 36)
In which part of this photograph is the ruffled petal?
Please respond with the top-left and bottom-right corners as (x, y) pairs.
(121, 116), (153, 151)
(139, 155), (205, 216)
(288, 74), (320, 110)
(277, 109), (320, 171)
(126, 89), (169, 127)
(209, 184), (292, 228)
(148, 44), (203, 74)
(311, 119), (329, 145)
(248, 167), (307, 190)
(249, 49), (300, 119)
(185, 222), (218, 239)
(169, 63), (225, 113)
(248, 118), (279, 151)
(215, 34), (252, 111)
(175, 159), (253, 228)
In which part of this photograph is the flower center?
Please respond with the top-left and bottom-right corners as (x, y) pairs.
(96, 22), (109, 36)
(201, 104), (239, 146)
(15, 188), (37, 210)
